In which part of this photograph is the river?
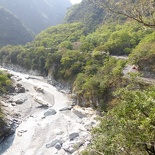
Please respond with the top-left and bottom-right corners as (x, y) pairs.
(0, 69), (97, 155)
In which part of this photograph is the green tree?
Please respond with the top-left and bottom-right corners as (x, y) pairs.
(84, 84), (155, 155)
(60, 50), (81, 79)
(89, 0), (155, 28)
(59, 41), (73, 50)
(0, 71), (12, 94)
(64, 0), (105, 32)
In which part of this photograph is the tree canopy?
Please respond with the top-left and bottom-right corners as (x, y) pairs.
(64, 0), (105, 32)
(0, 2), (155, 154)
(89, 0), (155, 28)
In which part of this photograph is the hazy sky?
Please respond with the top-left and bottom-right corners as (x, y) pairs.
(70, 0), (82, 4)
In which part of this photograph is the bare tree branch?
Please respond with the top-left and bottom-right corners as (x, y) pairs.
(89, 0), (155, 28)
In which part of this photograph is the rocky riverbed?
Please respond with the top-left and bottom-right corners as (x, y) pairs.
(0, 68), (98, 155)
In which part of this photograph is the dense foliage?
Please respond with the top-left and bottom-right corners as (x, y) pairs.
(89, 0), (155, 28)
(0, 23), (87, 74)
(129, 32), (155, 77)
(83, 80), (155, 155)
(83, 22), (154, 55)
(73, 57), (126, 108)
(64, 0), (105, 32)
(0, 0), (154, 154)
(0, 21), (154, 108)
(0, 70), (12, 94)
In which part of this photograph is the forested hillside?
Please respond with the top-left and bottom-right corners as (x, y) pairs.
(0, 0), (71, 34)
(0, 7), (33, 47)
(0, 0), (155, 154)
(64, 0), (105, 31)
(0, 20), (154, 109)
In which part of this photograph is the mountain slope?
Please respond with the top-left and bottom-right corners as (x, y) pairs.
(64, 0), (105, 31)
(0, 7), (33, 47)
(0, 0), (72, 34)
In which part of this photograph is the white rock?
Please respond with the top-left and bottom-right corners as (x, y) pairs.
(63, 140), (84, 154)
(33, 96), (49, 107)
(54, 129), (64, 135)
(46, 138), (63, 148)
(15, 97), (27, 104)
(63, 142), (75, 154)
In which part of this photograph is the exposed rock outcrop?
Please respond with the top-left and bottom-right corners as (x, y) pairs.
(0, 101), (19, 143)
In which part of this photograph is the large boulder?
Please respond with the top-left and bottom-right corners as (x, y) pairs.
(33, 96), (49, 107)
(69, 132), (79, 141)
(59, 106), (72, 111)
(17, 87), (25, 93)
(44, 109), (57, 117)
(55, 143), (62, 150)
(14, 97), (27, 104)
(15, 84), (25, 93)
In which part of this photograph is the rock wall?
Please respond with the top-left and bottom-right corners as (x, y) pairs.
(0, 116), (15, 143)
(0, 96), (19, 144)
(47, 65), (72, 93)
(1, 63), (40, 76)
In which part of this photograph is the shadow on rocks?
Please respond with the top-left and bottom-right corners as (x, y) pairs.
(0, 119), (16, 154)
(0, 130), (15, 154)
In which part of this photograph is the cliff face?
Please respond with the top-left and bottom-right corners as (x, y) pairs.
(0, 118), (15, 143)
(0, 8), (33, 47)
(0, 0), (72, 34)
